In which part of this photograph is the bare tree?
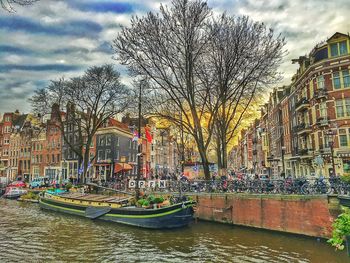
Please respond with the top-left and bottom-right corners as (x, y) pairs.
(114, 0), (219, 180)
(114, 0), (285, 179)
(30, 64), (130, 183)
(1, 0), (38, 12)
(200, 15), (285, 175)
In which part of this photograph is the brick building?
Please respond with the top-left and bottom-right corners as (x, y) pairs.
(232, 32), (350, 178)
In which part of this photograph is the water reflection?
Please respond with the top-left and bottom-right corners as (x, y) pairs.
(0, 199), (347, 262)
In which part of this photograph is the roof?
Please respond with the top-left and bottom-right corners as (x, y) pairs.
(12, 114), (28, 129)
(327, 32), (349, 43)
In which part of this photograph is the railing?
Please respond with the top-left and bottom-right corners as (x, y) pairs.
(317, 116), (329, 126)
(314, 89), (327, 99)
(297, 148), (309, 155)
(295, 98), (309, 109)
(103, 178), (350, 196)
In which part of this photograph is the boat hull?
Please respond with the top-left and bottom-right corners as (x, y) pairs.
(3, 193), (22, 199)
(39, 197), (195, 229)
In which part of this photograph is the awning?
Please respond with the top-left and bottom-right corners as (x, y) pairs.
(114, 163), (133, 173)
(94, 163), (111, 166)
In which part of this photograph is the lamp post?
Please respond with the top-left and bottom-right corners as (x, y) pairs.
(120, 155), (126, 190)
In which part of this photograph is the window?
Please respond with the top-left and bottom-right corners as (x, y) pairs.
(346, 99), (350, 116)
(331, 43), (338, 57)
(106, 135), (111, 146)
(115, 151), (119, 160)
(116, 137), (119, 146)
(343, 70), (350, 88)
(4, 138), (9, 145)
(331, 41), (348, 57)
(336, 100), (345, 117)
(333, 72), (341, 89)
(323, 133), (330, 149)
(339, 129), (348, 147)
(340, 41), (348, 55)
(129, 139), (132, 149)
(97, 150), (103, 161)
(320, 102), (327, 117)
(5, 116), (10, 122)
(105, 149), (111, 160)
(344, 159), (350, 175)
(99, 136), (105, 146)
(316, 75), (325, 90)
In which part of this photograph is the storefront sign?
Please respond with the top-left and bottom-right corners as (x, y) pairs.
(128, 180), (166, 189)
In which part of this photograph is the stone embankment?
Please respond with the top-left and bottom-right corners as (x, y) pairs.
(187, 193), (341, 238)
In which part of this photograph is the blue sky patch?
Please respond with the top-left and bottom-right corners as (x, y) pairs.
(0, 16), (103, 38)
(70, 1), (133, 14)
(0, 64), (80, 73)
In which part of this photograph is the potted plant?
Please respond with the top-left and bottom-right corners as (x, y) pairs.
(328, 208), (350, 255)
(137, 198), (145, 207)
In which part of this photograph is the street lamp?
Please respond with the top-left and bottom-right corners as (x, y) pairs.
(120, 155), (126, 190)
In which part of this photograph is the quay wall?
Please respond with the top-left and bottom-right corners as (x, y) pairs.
(187, 193), (341, 238)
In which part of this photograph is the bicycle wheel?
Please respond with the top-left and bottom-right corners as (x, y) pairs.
(301, 184), (311, 195)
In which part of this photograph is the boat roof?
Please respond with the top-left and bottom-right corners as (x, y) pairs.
(58, 192), (132, 204)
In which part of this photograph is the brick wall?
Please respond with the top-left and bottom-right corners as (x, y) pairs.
(191, 193), (341, 238)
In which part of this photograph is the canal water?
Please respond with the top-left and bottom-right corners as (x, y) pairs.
(0, 199), (347, 263)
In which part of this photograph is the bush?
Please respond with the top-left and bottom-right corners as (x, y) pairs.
(137, 199), (146, 206)
(328, 209), (350, 250)
(341, 176), (350, 185)
(148, 195), (155, 204)
(142, 200), (150, 207)
(65, 182), (73, 191)
(153, 197), (164, 204)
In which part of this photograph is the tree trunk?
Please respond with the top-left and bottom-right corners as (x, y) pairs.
(197, 144), (211, 180)
(221, 137), (227, 176)
(82, 147), (90, 184)
(216, 134), (222, 176)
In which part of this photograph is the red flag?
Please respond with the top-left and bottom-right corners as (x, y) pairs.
(145, 127), (152, 143)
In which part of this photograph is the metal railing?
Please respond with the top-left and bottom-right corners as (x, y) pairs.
(102, 178), (350, 196)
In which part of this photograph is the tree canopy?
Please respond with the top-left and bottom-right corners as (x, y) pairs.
(113, 0), (285, 179)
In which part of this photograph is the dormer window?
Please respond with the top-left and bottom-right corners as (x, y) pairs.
(330, 41), (348, 57)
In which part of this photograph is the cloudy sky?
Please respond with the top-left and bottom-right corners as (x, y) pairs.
(0, 0), (349, 113)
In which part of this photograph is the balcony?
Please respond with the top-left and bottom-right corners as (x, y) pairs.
(319, 146), (331, 156)
(298, 148), (312, 158)
(316, 116), (329, 127)
(314, 89), (328, 100)
(295, 97), (309, 111)
(294, 123), (312, 135)
(298, 148), (308, 155)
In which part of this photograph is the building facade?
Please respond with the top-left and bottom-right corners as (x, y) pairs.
(231, 32), (350, 178)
